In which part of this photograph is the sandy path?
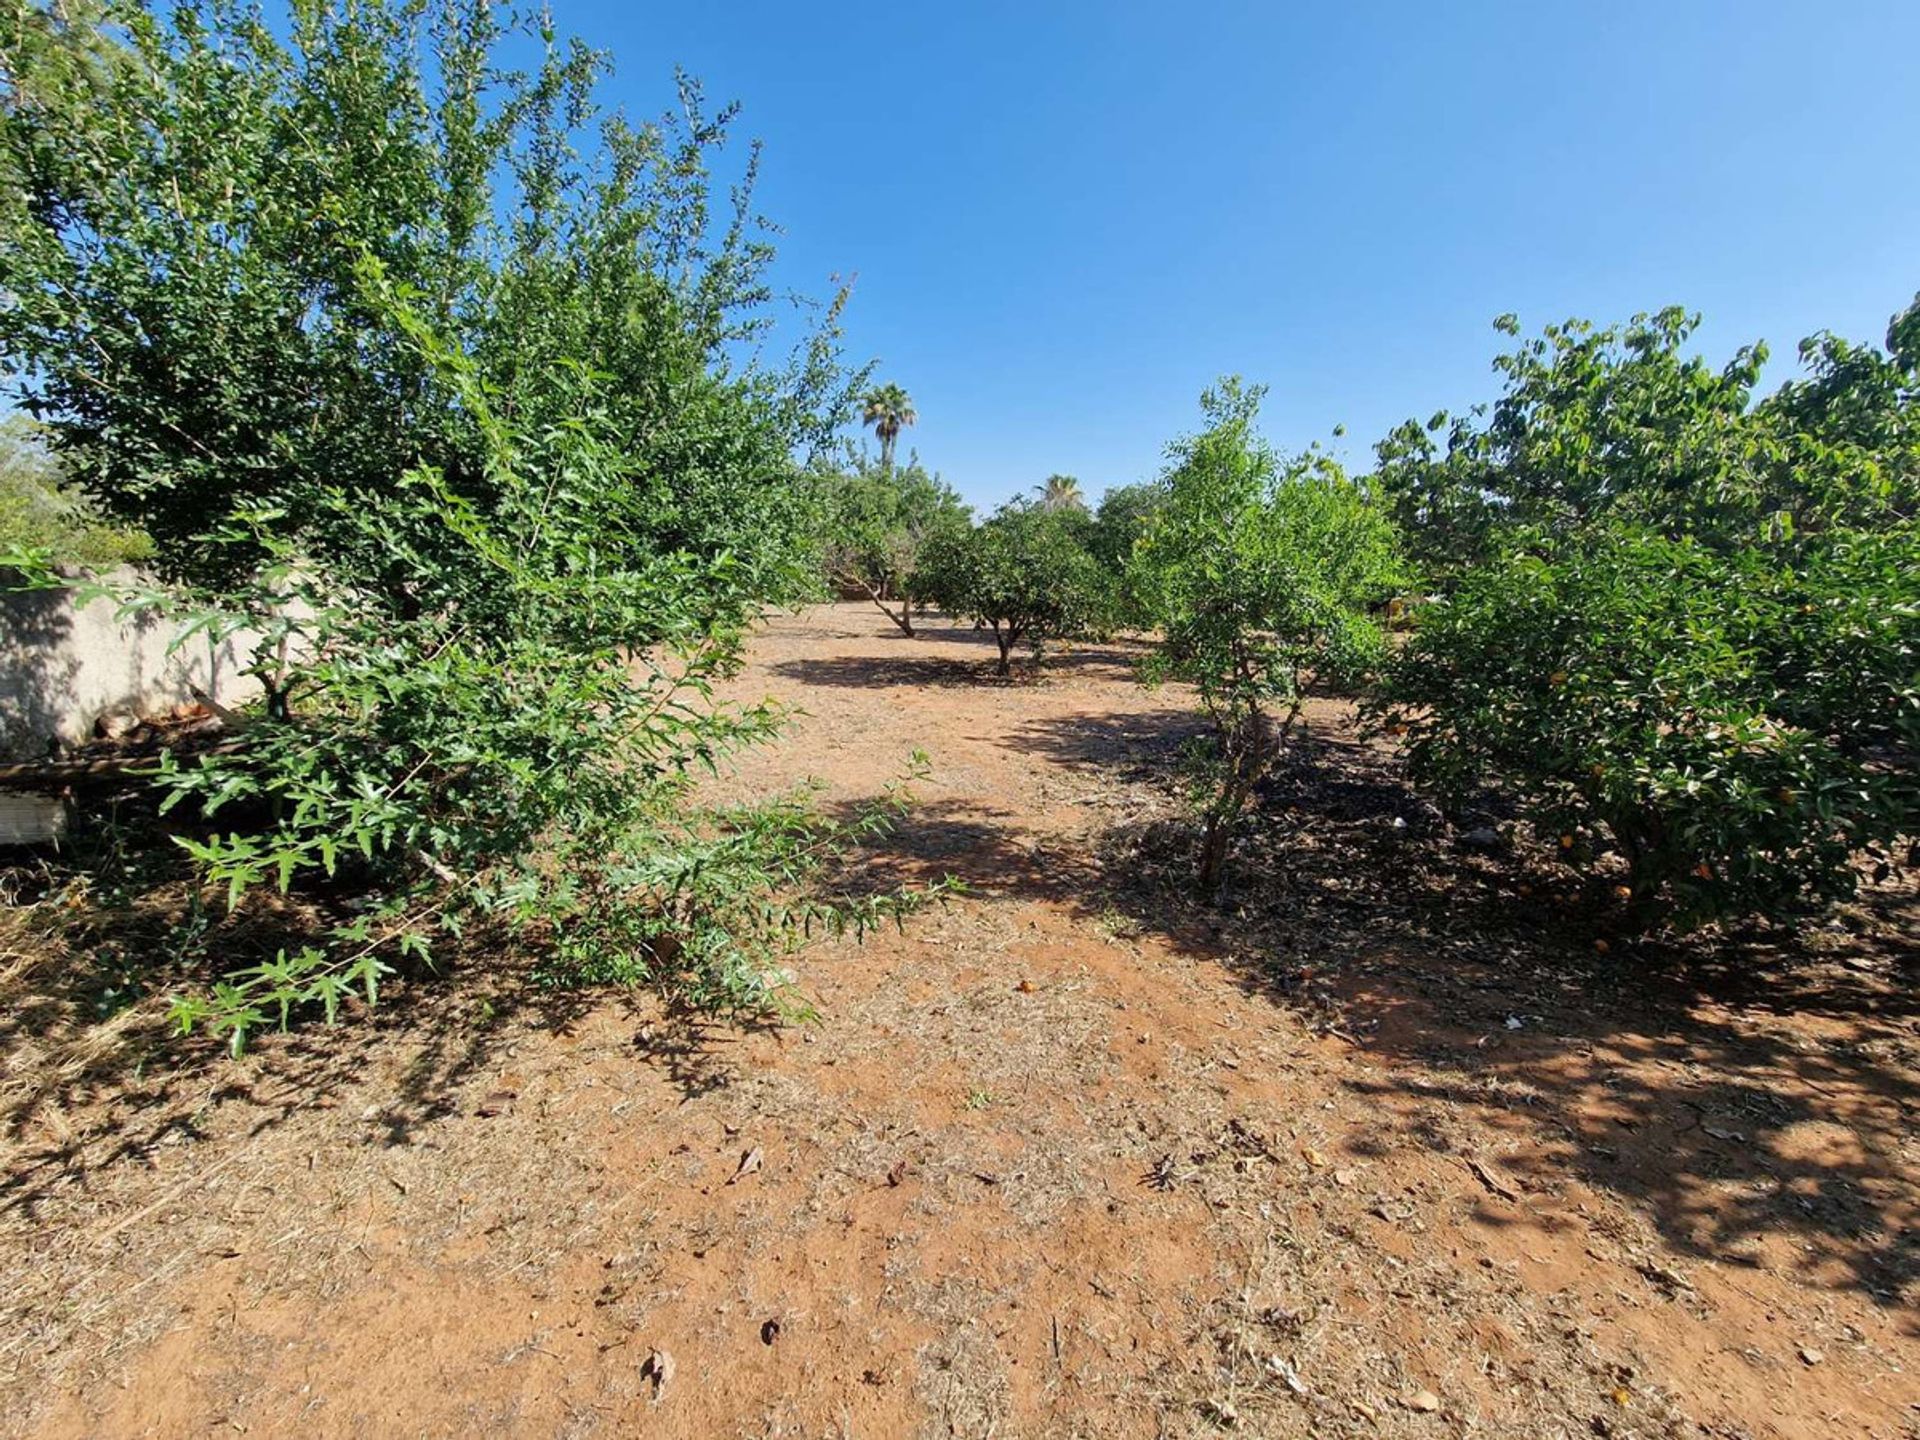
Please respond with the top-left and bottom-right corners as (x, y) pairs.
(7, 604), (1913, 1438)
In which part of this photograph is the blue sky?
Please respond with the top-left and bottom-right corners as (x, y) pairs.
(578, 0), (1920, 511)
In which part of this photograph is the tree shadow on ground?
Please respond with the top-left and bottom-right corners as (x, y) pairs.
(816, 794), (1103, 904)
(768, 641), (1144, 691)
(1009, 705), (1920, 1320)
(767, 655), (990, 689)
(0, 796), (786, 1219)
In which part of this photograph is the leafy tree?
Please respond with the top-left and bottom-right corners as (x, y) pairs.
(1134, 379), (1407, 892)
(1087, 479), (1166, 623)
(1037, 473), (1087, 513)
(0, 0), (931, 1043)
(1375, 298), (1920, 929)
(0, 0), (848, 595)
(1377, 521), (1918, 927)
(916, 500), (1108, 676)
(1371, 303), (1919, 574)
(814, 453), (970, 635)
(859, 382), (917, 470)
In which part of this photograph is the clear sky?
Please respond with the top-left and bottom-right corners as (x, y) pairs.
(574, 0), (1920, 511)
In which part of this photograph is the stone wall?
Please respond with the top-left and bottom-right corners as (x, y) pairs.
(0, 571), (259, 760)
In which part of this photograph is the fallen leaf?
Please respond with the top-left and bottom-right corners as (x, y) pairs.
(1302, 1147), (1329, 1168)
(727, 1147), (763, 1185)
(1638, 1260), (1693, 1293)
(1405, 1388), (1441, 1413)
(1799, 1346), (1824, 1366)
(1264, 1354), (1309, 1395)
(641, 1347), (675, 1399)
(1467, 1156), (1520, 1201)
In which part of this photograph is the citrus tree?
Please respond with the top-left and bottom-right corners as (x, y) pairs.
(1134, 379), (1407, 891)
(1374, 299), (1920, 928)
(814, 455), (971, 635)
(916, 500), (1108, 676)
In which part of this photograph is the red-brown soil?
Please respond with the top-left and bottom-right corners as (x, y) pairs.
(3, 603), (1914, 1437)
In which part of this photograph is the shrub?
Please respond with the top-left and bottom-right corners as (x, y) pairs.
(0, 0), (934, 1046)
(1133, 379), (1407, 891)
(1372, 298), (1919, 930)
(1378, 523), (1917, 928)
(0, 416), (151, 570)
(916, 500), (1108, 676)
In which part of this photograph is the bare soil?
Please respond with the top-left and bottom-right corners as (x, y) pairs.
(2, 603), (1915, 1438)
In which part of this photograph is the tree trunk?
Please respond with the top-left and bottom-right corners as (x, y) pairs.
(846, 571), (914, 636)
(1198, 812), (1231, 894)
(992, 623), (1015, 677)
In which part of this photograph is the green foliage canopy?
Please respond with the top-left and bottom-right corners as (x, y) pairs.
(916, 500), (1108, 676)
(1133, 379), (1407, 889)
(1376, 301), (1920, 928)
(0, 0), (932, 1045)
(812, 453), (970, 636)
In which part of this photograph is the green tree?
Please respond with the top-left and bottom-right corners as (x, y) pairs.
(0, 0), (932, 1043)
(1087, 479), (1166, 624)
(916, 500), (1108, 677)
(814, 453), (971, 636)
(0, 0), (848, 595)
(859, 382), (917, 470)
(1371, 303), (1919, 575)
(1374, 298), (1920, 929)
(1134, 379), (1407, 892)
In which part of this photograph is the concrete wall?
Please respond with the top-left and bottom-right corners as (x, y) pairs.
(0, 570), (260, 760)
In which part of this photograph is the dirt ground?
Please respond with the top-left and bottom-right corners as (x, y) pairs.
(2, 602), (1915, 1438)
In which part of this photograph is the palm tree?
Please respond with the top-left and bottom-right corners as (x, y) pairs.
(860, 383), (917, 470)
(1037, 473), (1087, 513)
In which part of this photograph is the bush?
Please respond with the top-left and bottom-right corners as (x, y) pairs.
(0, 416), (151, 570)
(1133, 379), (1407, 891)
(0, 0), (932, 1046)
(916, 500), (1109, 676)
(1379, 522), (1917, 927)
(1371, 298), (1919, 930)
